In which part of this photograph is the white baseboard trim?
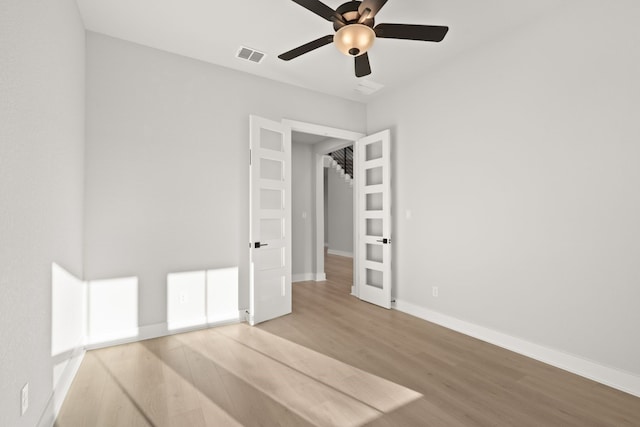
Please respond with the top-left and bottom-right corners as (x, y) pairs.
(37, 346), (85, 427)
(85, 315), (242, 351)
(315, 273), (327, 281)
(292, 273), (315, 283)
(393, 299), (640, 398)
(327, 249), (353, 258)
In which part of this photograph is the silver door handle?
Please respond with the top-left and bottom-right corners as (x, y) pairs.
(376, 238), (390, 244)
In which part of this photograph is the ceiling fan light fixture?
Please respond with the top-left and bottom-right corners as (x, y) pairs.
(334, 24), (375, 57)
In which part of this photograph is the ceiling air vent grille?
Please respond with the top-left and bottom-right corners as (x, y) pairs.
(354, 80), (384, 96)
(236, 46), (265, 64)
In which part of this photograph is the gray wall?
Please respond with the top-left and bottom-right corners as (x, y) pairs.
(84, 32), (366, 327)
(0, 0), (85, 425)
(366, 0), (640, 374)
(327, 167), (354, 255)
(291, 142), (314, 278)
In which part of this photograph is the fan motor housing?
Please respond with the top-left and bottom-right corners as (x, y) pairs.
(333, 1), (375, 31)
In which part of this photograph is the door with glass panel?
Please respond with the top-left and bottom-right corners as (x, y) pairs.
(356, 130), (392, 308)
(249, 115), (292, 325)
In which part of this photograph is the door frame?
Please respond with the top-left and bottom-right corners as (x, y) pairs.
(282, 120), (364, 295)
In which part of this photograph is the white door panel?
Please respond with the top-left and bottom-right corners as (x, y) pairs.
(356, 130), (392, 309)
(249, 116), (291, 325)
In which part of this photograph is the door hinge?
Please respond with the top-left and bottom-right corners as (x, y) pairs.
(249, 149), (252, 165)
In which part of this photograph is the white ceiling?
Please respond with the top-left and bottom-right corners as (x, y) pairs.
(77, 0), (559, 103)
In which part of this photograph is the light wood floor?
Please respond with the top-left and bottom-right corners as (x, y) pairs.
(56, 253), (640, 426)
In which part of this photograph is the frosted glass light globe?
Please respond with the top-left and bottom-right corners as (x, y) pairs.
(334, 24), (375, 57)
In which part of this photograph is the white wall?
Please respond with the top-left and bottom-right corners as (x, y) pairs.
(367, 0), (640, 376)
(0, 1), (85, 425)
(327, 167), (354, 256)
(291, 142), (314, 280)
(84, 32), (366, 329)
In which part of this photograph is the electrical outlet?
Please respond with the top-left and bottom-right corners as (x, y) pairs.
(21, 383), (28, 416)
(179, 293), (187, 304)
(432, 286), (439, 297)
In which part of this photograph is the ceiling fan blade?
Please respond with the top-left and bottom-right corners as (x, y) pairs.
(374, 23), (449, 42)
(355, 53), (372, 78)
(358, 0), (389, 19)
(278, 35), (334, 61)
(290, 0), (345, 24)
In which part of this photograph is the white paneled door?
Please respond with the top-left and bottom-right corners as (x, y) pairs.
(356, 130), (392, 309)
(249, 116), (292, 325)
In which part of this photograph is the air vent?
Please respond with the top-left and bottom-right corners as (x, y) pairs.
(354, 79), (384, 95)
(236, 46), (266, 64)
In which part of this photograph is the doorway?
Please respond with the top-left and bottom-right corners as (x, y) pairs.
(290, 133), (355, 291)
(323, 146), (355, 291)
(285, 120), (364, 297)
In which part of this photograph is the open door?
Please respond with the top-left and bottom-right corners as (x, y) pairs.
(249, 116), (292, 325)
(356, 130), (392, 308)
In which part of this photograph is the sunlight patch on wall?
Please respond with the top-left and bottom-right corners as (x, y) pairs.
(167, 267), (239, 330)
(167, 271), (207, 330)
(87, 277), (139, 345)
(207, 267), (239, 323)
(51, 262), (85, 357)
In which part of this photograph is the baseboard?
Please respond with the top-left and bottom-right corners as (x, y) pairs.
(292, 273), (315, 283)
(85, 315), (241, 351)
(295, 272), (328, 282)
(393, 299), (640, 398)
(37, 346), (85, 427)
(327, 249), (353, 258)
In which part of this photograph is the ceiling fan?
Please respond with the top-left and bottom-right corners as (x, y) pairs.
(278, 0), (449, 78)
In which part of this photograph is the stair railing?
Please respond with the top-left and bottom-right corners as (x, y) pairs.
(329, 146), (353, 179)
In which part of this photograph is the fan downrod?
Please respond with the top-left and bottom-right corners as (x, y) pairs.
(333, 1), (374, 31)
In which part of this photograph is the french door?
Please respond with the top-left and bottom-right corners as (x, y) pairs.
(356, 130), (392, 308)
(248, 116), (292, 325)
